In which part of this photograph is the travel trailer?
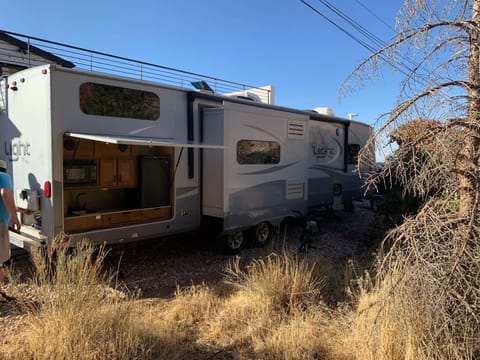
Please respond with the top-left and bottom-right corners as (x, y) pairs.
(2, 64), (374, 253)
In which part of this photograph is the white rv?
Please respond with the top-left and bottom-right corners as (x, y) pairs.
(2, 64), (373, 253)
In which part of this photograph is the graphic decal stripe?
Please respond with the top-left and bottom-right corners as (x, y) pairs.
(238, 162), (298, 175)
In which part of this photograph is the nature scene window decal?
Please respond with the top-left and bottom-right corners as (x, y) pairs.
(237, 140), (280, 164)
(79, 82), (160, 120)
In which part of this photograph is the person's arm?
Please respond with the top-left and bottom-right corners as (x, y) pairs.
(1, 188), (21, 232)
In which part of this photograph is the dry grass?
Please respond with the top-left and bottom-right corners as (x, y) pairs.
(1, 221), (478, 360)
(342, 271), (427, 360)
(1, 245), (347, 359)
(167, 251), (343, 359)
(0, 240), (200, 360)
(223, 251), (324, 312)
(341, 200), (480, 360)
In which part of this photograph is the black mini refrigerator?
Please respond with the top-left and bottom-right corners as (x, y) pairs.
(139, 156), (171, 208)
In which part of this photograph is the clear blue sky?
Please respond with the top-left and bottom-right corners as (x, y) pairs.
(3, 0), (404, 157)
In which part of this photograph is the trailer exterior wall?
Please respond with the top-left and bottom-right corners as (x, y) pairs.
(5, 66), (54, 243)
(307, 119), (346, 207)
(6, 64), (211, 246)
(220, 102), (308, 229)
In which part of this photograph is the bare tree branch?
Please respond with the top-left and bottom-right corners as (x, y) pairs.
(345, 2), (480, 356)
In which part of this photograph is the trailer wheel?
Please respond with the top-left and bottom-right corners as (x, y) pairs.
(219, 230), (245, 254)
(250, 222), (272, 247)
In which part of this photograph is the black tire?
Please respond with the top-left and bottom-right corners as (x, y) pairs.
(249, 222), (272, 247)
(217, 230), (245, 254)
(343, 201), (355, 212)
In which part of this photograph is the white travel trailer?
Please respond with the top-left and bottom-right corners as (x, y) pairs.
(2, 64), (373, 253)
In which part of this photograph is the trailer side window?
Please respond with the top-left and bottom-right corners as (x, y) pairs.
(347, 144), (361, 164)
(237, 140), (280, 165)
(79, 82), (160, 120)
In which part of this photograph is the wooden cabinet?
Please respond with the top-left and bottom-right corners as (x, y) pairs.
(99, 159), (116, 187)
(63, 137), (136, 189)
(63, 137), (95, 158)
(99, 158), (136, 188)
(64, 206), (173, 233)
(64, 214), (103, 233)
(64, 211), (140, 233)
(63, 137), (131, 159)
(95, 142), (131, 158)
(117, 159), (136, 187)
(142, 206), (172, 221)
(102, 211), (142, 227)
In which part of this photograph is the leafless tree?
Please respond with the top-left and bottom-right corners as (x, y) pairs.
(342, 1), (480, 357)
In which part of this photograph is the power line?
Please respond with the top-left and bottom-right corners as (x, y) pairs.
(316, 0), (387, 49)
(299, 0), (421, 80)
(298, 0), (378, 54)
(312, 0), (432, 80)
(301, 0), (454, 118)
(355, 0), (396, 32)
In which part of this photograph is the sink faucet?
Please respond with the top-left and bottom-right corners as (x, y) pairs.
(75, 192), (86, 210)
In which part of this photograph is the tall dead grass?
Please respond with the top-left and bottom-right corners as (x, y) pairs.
(0, 240), (199, 360)
(0, 241), (374, 359)
(166, 251), (345, 359)
(343, 200), (480, 360)
(175, 205), (479, 360)
(4, 216), (475, 360)
(224, 252), (324, 312)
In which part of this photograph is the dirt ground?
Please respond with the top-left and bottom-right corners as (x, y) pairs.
(106, 199), (383, 299)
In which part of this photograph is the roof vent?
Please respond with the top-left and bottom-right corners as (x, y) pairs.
(313, 107), (335, 116)
(235, 92), (262, 102)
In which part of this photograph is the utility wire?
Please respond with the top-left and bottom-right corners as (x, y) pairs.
(311, 0), (435, 83)
(355, 0), (396, 32)
(301, 0), (455, 121)
(299, 0), (412, 78)
(300, 0), (442, 87)
(299, 0), (378, 54)
(316, 0), (387, 49)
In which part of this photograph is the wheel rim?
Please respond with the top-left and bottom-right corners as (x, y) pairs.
(255, 222), (270, 243)
(227, 231), (244, 250)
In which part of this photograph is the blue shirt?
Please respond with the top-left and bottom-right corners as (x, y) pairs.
(0, 172), (13, 225)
